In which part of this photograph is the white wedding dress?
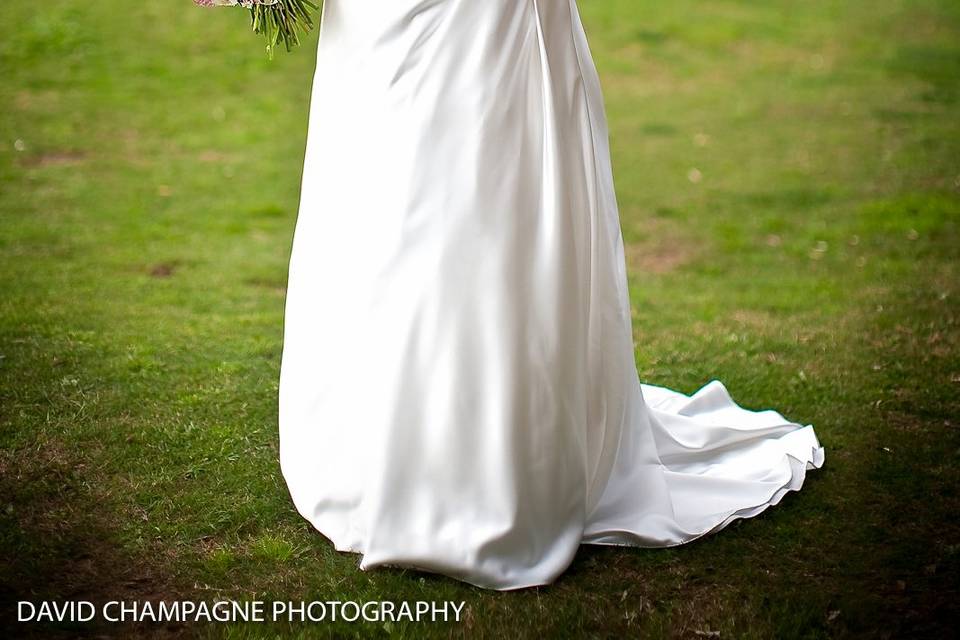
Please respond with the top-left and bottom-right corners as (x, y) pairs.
(278, 0), (824, 590)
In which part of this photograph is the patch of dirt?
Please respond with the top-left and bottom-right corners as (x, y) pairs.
(244, 276), (286, 294)
(197, 150), (235, 163)
(14, 89), (61, 111)
(148, 262), (179, 278)
(624, 220), (696, 275)
(19, 151), (86, 168)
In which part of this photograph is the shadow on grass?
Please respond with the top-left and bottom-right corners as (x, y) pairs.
(0, 435), (191, 638)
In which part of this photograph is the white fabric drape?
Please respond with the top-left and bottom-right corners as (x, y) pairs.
(278, 0), (824, 590)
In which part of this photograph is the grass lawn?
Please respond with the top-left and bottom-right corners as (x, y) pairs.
(1, 0), (958, 637)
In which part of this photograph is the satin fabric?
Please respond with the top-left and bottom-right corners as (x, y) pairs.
(278, 0), (825, 590)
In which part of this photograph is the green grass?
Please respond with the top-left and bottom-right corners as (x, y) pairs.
(1, 0), (958, 637)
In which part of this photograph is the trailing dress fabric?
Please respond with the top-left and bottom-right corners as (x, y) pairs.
(278, 0), (825, 590)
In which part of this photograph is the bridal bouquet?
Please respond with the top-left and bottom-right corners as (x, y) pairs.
(194, 0), (320, 58)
